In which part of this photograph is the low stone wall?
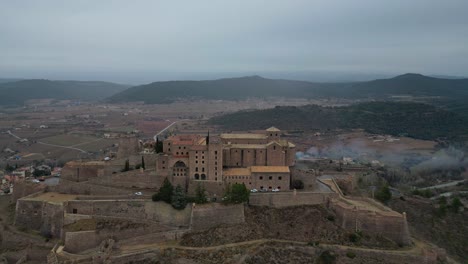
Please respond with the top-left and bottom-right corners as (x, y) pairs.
(11, 181), (46, 203)
(190, 203), (245, 231)
(88, 170), (162, 189)
(249, 191), (338, 208)
(53, 179), (130, 196)
(186, 180), (225, 198)
(329, 198), (411, 246)
(65, 200), (192, 228)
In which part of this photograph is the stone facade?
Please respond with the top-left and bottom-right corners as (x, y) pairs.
(158, 127), (295, 191)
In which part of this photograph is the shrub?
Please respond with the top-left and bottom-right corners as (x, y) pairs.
(375, 184), (392, 203)
(326, 215), (335, 222)
(223, 183), (250, 204)
(349, 231), (362, 243)
(450, 197), (463, 213)
(346, 251), (356, 259)
(318, 250), (336, 264)
(195, 183), (208, 204)
(292, 179), (304, 189)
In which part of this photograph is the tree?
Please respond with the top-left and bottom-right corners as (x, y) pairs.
(122, 159), (130, 172)
(195, 183), (208, 204)
(450, 197), (463, 213)
(4, 163), (14, 172)
(223, 183), (250, 204)
(153, 178), (173, 203)
(155, 138), (163, 153)
(171, 185), (187, 210)
(141, 156), (145, 170)
(292, 179), (304, 189)
(375, 184), (392, 203)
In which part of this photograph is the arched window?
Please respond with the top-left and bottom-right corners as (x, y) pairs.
(194, 174), (200, 180)
(201, 174), (206, 180)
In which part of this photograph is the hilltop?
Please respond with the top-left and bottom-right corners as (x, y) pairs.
(106, 75), (346, 104)
(106, 73), (468, 109)
(0, 79), (129, 105)
(209, 101), (468, 141)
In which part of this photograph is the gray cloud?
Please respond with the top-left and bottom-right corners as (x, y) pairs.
(1, 0), (467, 83)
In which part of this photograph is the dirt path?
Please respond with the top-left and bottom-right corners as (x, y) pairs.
(118, 238), (422, 256)
(36, 141), (87, 153)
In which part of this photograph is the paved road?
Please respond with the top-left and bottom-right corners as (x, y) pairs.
(36, 141), (88, 153)
(153, 120), (182, 141)
(419, 179), (466, 190)
(7, 130), (22, 140)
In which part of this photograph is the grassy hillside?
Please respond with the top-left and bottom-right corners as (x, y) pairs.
(209, 102), (468, 140)
(0, 79), (129, 105)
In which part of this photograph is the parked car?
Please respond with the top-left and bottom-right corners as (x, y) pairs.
(134, 192), (142, 196)
(250, 189), (258, 193)
(272, 188), (280, 192)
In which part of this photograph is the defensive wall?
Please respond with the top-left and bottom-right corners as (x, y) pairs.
(249, 191), (338, 207)
(190, 203), (245, 230)
(11, 180), (46, 203)
(290, 167), (317, 190)
(87, 169), (162, 189)
(64, 200), (191, 228)
(52, 179), (130, 196)
(329, 196), (411, 246)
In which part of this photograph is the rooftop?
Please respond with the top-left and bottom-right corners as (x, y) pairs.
(228, 144), (267, 149)
(266, 126), (281, 132)
(251, 166), (290, 173)
(220, 133), (268, 140)
(223, 168), (251, 176)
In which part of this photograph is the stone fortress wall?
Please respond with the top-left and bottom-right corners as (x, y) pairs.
(330, 196), (411, 246)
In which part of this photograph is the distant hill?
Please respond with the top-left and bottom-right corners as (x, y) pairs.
(343, 73), (468, 99)
(106, 75), (349, 104)
(0, 79), (129, 105)
(0, 78), (23, 84)
(209, 102), (468, 141)
(106, 74), (468, 113)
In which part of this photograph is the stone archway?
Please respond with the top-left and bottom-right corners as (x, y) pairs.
(173, 161), (187, 177)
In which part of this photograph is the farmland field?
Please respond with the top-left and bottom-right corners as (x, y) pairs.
(39, 134), (99, 146)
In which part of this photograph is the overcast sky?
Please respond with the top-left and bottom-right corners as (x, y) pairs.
(1, 0), (467, 83)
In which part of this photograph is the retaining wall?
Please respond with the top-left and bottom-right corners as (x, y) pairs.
(249, 191), (338, 208)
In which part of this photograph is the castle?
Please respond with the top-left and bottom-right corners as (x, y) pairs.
(156, 127), (295, 191)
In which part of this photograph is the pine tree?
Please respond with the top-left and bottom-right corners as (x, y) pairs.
(153, 178), (173, 203)
(155, 138), (163, 153)
(171, 185), (187, 210)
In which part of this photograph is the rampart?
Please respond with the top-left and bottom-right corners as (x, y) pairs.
(64, 200), (191, 227)
(190, 203), (245, 231)
(87, 170), (162, 189)
(329, 197), (411, 246)
(249, 191), (338, 208)
(53, 179), (130, 196)
(291, 168), (317, 190)
(15, 192), (67, 238)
